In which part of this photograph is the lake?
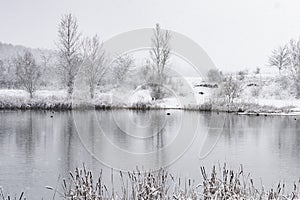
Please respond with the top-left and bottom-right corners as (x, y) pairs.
(0, 110), (299, 199)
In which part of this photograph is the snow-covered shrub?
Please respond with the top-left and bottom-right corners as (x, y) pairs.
(258, 76), (295, 100)
(277, 75), (291, 90)
(217, 75), (244, 103)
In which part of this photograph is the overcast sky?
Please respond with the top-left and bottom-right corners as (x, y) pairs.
(1, 0), (300, 71)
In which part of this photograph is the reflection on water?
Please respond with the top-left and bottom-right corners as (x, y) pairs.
(0, 110), (299, 199)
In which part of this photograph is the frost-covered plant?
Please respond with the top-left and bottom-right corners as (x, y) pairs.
(53, 165), (199, 200)
(201, 164), (300, 200)
(218, 75), (244, 104)
(48, 164), (300, 200)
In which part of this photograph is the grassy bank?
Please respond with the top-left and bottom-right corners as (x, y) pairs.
(0, 95), (114, 110)
(2, 164), (299, 199)
(186, 100), (296, 114)
(0, 89), (298, 115)
(0, 95), (295, 113)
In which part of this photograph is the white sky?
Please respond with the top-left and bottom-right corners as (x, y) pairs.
(1, 0), (300, 71)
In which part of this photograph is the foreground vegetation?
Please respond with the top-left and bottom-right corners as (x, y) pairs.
(2, 164), (300, 199)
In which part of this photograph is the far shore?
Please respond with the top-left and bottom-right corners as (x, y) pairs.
(1, 89), (300, 116)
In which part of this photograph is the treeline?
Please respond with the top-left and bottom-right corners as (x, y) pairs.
(0, 14), (171, 100)
(268, 39), (300, 98)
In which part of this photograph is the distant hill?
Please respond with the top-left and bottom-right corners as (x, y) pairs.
(0, 42), (58, 88)
(0, 42), (54, 62)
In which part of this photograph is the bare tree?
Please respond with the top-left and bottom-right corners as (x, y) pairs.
(14, 51), (41, 98)
(40, 52), (53, 70)
(0, 58), (17, 88)
(81, 35), (106, 99)
(39, 51), (54, 87)
(113, 54), (134, 85)
(56, 14), (81, 97)
(269, 45), (289, 75)
(287, 39), (300, 98)
(0, 59), (6, 88)
(149, 23), (171, 99)
(0, 60), (4, 83)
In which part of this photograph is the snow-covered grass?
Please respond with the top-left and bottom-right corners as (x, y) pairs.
(42, 164), (300, 199)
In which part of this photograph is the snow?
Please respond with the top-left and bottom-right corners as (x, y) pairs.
(1, 75), (300, 115)
(129, 89), (152, 105)
(155, 97), (181, 109)
(0, 89), (66, 99)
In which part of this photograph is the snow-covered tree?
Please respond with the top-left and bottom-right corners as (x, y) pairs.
(113, 54), (134, 85)
(56, 14), (82, 97)
(14, 51), (41, 98)
(268, 45), (289, 75)
(287, 39), (300, 98)
(149, 23), (171, 99)
(81, 35), (106, 99)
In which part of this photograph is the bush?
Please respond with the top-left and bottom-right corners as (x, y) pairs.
(217, 75), (244, 103)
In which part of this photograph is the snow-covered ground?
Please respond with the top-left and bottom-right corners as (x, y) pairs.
(0, 89), (66, 99)
(1, 76), (300, 114)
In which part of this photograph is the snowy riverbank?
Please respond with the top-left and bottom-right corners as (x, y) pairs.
(1, 89), (300, 116)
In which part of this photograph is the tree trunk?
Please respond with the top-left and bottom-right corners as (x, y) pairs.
(67, 78), (74, 98)
(296, 81), (300, 99)
(296, 70), (300, 99)
(90, 85), (95, 99)
(29, 91), (33, 99)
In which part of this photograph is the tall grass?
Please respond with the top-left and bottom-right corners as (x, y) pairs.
(200, 164), (300, 199)
(44, 164), (300, 199)
(0, 189), (25, 200)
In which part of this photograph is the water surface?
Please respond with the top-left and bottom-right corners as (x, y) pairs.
(0, 110), (299, 199)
